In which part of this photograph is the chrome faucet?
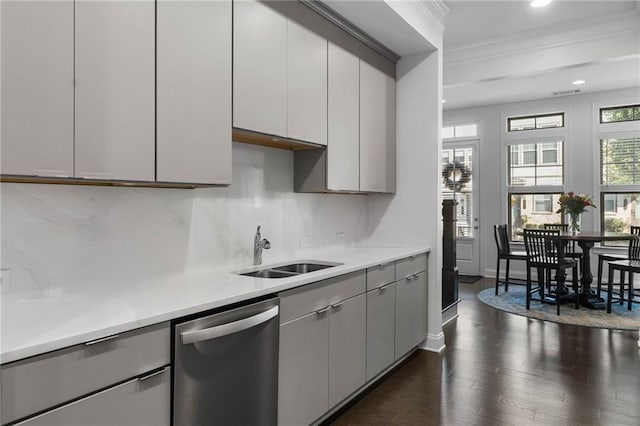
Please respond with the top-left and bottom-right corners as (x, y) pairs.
(253, 225), (271, 265)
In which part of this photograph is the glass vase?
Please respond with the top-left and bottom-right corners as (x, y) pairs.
(569, 212), (580, 234)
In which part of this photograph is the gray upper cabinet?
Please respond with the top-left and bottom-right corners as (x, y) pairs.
(287, 20), (327, 146)
(233, 0), (287, 137)
(327, 43), (360, 191)
(359, 61), (396, 193)
(156, 0), (231, 184)
(74, 0), (155, 181)
(1, 0), (74, 177)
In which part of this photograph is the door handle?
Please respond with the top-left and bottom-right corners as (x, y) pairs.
(181, 306), (279, 344)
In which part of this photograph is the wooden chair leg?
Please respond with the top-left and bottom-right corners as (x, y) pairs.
(495, 257), (501, 295)
(628, 272), (634, 311)
(607, 267), (614, 314)
(505, 259), (511, 292)
(526, 265), (531, 310)
(597, 256), (604, 298)
(619, 271), (625, 305)
(573, 265), (579, 310)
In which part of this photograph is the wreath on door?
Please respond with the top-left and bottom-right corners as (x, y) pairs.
(442, 161), (471, 192)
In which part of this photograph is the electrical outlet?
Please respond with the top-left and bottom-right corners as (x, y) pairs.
(300, 236), (310, 248)
(336, 232), (346, 245)
(1, 268), (12, 292)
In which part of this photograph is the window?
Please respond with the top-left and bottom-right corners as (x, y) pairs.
(600, 137), (640, 185)
(443, 123), (478, 139)
(508, 140), (564, 240)
(599, 135), (640, 244)
(600, 193), (640, 246)
(534, 194), (553, 212)
(509, 193), (563, 240)
(508, 141), (563, 187)
(600, 104), (640, 123)
(508, 113), (564, 132)
(442, 146), (474, 237)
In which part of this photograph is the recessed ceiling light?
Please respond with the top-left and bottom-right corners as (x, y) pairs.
(442, 99), (446, 103)
(572, 79), (586, 86)
(531, 0), (552, 7)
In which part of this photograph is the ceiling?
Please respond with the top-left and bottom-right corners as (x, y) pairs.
(442, 0), (640, 110)
(321, 0), (640, 111)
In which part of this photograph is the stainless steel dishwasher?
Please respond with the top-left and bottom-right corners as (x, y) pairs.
(173, 297), (279, 425)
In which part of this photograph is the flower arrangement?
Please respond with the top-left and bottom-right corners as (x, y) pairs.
(556, 192), (596, 233)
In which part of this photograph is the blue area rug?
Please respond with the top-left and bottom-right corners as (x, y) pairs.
(477, 286), (640, 330)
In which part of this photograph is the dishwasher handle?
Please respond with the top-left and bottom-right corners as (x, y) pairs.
(180, 305), (279, 345)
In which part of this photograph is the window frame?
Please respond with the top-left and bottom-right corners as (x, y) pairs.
(600, 104), (640, 124)
(507, 140), (565, 188)
(507, 112), (564, 132)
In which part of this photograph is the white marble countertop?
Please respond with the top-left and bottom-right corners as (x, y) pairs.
(1, 245), (429, 364)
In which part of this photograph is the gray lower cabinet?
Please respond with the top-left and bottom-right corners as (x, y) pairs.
(365, 282), (396, 381)
(278, 271), (366, 425)
(15, 367), (171, 426)
(395, 271), (428, 359)
(328, 293), (366, 408)
(1, 323), (170, 425)
(278, 311), (329, 426)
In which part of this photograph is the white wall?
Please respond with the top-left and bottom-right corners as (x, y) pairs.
(444, 87), (640, 279)
(0, 143), (369, 298)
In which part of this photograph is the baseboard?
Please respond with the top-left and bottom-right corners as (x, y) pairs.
(420, 332), (445, 353)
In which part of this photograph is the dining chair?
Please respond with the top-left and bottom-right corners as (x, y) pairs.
(493, 225), (528, 295)
(605, 232), (640, 313)
(597, 225), (640, 298)
(523, 229), (580, 315)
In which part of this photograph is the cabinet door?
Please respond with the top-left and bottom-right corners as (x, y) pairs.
(329, 293), (366, 408)
(233, 0), (287, 137)
(156, 0), (231, 184)
(287, 20), (327, 145)
(1, 0), (74, 177)
(16, 367), (170, 426)
(279, 312), (329, 426)
(327, 43), (359, 191)
(359, 61), (396, 193)
(395, 272), (428, 358)
(75, 0), (155, 181)
(366, 283), (396, 381)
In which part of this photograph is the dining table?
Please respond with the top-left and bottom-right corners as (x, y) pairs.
(550, 231), (639, 309)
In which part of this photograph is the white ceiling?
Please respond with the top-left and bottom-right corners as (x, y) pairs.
(442, 0), (640, 110)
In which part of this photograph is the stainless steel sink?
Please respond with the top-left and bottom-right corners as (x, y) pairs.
(271, 263), (335, 274)
(240, 269), (298, 279)
(236, 261), (342, 279)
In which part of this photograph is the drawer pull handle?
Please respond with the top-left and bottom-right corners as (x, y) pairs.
(316, 306), (331, 315)
(138, 367), (168, 382)
(85, 334), (120, 346)
(331, 301), (344, 309)
(379, 283), (391, 292)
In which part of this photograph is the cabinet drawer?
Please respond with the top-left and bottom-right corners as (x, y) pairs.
(366, 262), (395, 291)
(395, 253), (428, 280)
(15, 367), (171, 426)
(280, 271), (366, 324)
(1, 322), (170, 424)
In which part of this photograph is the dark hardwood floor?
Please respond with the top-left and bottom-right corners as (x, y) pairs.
(329, 278), (640, 425)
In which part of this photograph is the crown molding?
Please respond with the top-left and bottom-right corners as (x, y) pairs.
(414, 0), (449, 32)
(444, 11), (639, 66)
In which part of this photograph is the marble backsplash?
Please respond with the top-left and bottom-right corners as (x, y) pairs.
(1, 143), (369, 297)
